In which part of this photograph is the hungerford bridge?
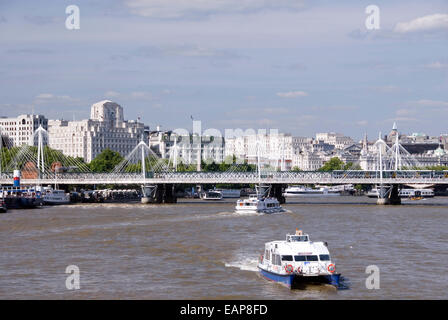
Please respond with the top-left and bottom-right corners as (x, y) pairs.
(1, 126), (448, 204)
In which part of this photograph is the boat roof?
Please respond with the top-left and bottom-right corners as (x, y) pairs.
(264, 230), (330, 256)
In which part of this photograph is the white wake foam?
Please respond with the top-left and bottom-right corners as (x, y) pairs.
(224, 256), (259, 272)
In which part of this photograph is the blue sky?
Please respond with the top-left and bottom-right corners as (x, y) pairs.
(0, 0), (447, 140)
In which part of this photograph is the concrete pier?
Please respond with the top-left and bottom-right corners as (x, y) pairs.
(269, 184), (286, 204)
(376, 184), (401, 205)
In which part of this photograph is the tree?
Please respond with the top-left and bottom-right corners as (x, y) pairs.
(319, 157), (345, 172)
(291, 166), (302, 172)
(89, 149), (124, 172)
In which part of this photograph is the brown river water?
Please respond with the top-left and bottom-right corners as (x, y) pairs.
(0, 196), (447, 300)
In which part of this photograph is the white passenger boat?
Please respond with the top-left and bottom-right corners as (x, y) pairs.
(201, 190), (223, 201)
(235, 185), (283, 214)
(40, 186), (71, 205)
(258, 229), (340, 288)
(283, 185), (341, 197)
(366, 186), (434, 198)
(215, 189), (241, 198)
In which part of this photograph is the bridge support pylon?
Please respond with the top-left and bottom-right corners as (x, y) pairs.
(141, 184), (177, 204)
(164, 184), (177, 203)
(376, 184), (401, 205)
(269, 184), (286, 204)
(141, 184), (157, 204)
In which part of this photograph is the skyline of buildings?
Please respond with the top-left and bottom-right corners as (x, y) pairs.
(1, 100), (448, 171)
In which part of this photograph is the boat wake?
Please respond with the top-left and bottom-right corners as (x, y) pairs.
(232, 210), (260, 217)
(224, 256), (259, 272)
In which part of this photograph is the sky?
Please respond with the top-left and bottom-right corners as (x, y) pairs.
(0, 0), (447, 141)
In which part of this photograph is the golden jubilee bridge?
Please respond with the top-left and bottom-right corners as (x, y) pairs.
(1, 126), (447, 204)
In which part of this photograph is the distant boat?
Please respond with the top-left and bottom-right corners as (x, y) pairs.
(215, 189), (241, 198)
(201, 190), (223, 201)
(0, 187), (42, 209)
(283, 185), (341, 197)
(0, 196), (7, 213)
(235, 185), (284, 214)
(40, 186), (70, 205)
(367, 187), (434, 198)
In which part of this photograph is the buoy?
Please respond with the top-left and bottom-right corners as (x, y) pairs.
(13, 170), (20, 187)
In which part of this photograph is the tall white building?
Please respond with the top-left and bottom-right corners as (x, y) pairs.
(224, 133), (294, 170)
(48, 100), (145, 162)
(0, 114), (48, 147)
(315, 132), (354, 149)
(148, 128), (225, 166)
(292, 150), (325, 171)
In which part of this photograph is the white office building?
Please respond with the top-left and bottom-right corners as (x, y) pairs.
(315, 132), (354, 149)
(224, 133), (294, 170)
(0, 114), (48, 147)
(148, 128), (225, 166)
(48, 100), (145, 162)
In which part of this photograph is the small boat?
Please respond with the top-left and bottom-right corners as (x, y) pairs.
(0, 197), (7, 213)
(258, 229), (340, 288)
(215, 189), (241, 198)
(283, 185), (341, 197)
(367, 186), (434, 198)
(235, 185), (283, 214)
(201, 190), (223, 201)
(0, 187), (42, 209)
(41, 186), (70, 205)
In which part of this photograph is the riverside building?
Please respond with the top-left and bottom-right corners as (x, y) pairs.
(148, 127), (225, 166)
(48, 100), (145, 162)
(0, 114), (48, 147)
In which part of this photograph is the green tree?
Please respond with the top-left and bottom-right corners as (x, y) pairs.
(291, 166), (302, 172)
(89, 149), (124, 172)
(318, 157), (345, 172)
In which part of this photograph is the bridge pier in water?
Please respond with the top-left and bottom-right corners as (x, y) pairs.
(141, 184), (177, 204)
(377, 184), (401, 205)
(269, 184), (286, 204)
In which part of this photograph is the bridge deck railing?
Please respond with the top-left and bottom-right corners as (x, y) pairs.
(1, 170), (448, 184)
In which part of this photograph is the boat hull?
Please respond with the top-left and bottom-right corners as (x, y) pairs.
(259, 267), (340, 288)
(284, 193), (340, 197)
(4, 197), (41, 209)
(43, 200), (71, 205)
(235, 208), (284, 214)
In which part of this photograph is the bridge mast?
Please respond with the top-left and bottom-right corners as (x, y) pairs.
(36, 125), (45, 180)
(0, 127), (2, 177)
(141, 140), (146, 181)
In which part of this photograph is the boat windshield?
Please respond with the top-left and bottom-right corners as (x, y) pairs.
(294, 255), (319, 262)
(319, 254), (330, 261)
(287, 235), (309, 242)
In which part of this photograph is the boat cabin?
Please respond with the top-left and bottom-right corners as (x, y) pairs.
(286, 234), (309, 242)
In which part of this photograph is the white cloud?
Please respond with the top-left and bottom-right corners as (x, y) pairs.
(276, 91), (308, 98)
(372, 85), (401, 93)
(124, 0), (305, 19)
(426, 61), (448, 69)
(412, 99), (448, 107)
(130, 91), (153, 100)
(34, 93), (80, 104)
(35, 93), (54, 99)
(394, 14), (448, 33)
(104, 91), (121, 98)
(356, 120), (368, 126)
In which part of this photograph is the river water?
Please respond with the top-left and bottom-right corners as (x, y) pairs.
(0, 196), (447, 300)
